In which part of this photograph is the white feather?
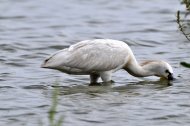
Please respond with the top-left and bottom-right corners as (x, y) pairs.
(42, 39), (174, 83)
(43, 39), (131, 72)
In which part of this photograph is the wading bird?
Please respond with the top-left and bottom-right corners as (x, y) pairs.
(41, 39), (174, 84)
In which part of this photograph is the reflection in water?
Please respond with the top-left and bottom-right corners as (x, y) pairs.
(50, 79), (172, 96)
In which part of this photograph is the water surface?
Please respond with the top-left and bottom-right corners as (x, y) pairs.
(0, 0), (190, 126)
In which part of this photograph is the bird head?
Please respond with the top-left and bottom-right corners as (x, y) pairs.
(142, 61), (174, 81)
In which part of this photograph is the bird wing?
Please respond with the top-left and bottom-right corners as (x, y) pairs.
(46, 39), (130, 71)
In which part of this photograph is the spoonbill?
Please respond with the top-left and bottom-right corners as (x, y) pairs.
(41, 39), (174, 84)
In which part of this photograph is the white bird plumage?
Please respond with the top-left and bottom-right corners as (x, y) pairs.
(42, 39), (174, 83)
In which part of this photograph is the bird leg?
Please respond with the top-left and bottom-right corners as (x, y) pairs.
(90, 73), (100, 84)
(100, 71), (112, 83)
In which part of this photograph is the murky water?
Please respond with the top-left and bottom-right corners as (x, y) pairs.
(0, 0), (190, 126)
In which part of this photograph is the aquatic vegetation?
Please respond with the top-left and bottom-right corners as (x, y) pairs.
(181, 0), (190, 10)
(177, 0), (190, 68)
(48, 84), (63, 126)
(180, 61), (190, 68)
(176, 10), (190, 41)
(40, 83), (63, 126)
(177, 0), (190, 40)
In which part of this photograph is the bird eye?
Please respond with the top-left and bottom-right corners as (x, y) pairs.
(45, 58), (49, 63)
(165, 70), (169, 73)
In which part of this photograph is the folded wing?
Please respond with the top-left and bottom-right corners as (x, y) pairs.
(43, 39), (130, 72)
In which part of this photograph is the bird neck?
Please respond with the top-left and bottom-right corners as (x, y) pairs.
(123, 53), (154, 77)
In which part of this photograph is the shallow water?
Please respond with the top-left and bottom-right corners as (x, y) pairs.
(0, 0), (190, 126)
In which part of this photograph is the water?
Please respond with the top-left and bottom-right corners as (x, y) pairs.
(0, 0), (190, 126)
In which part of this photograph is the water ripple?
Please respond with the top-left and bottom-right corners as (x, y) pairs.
(0, 0), (188, 126)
